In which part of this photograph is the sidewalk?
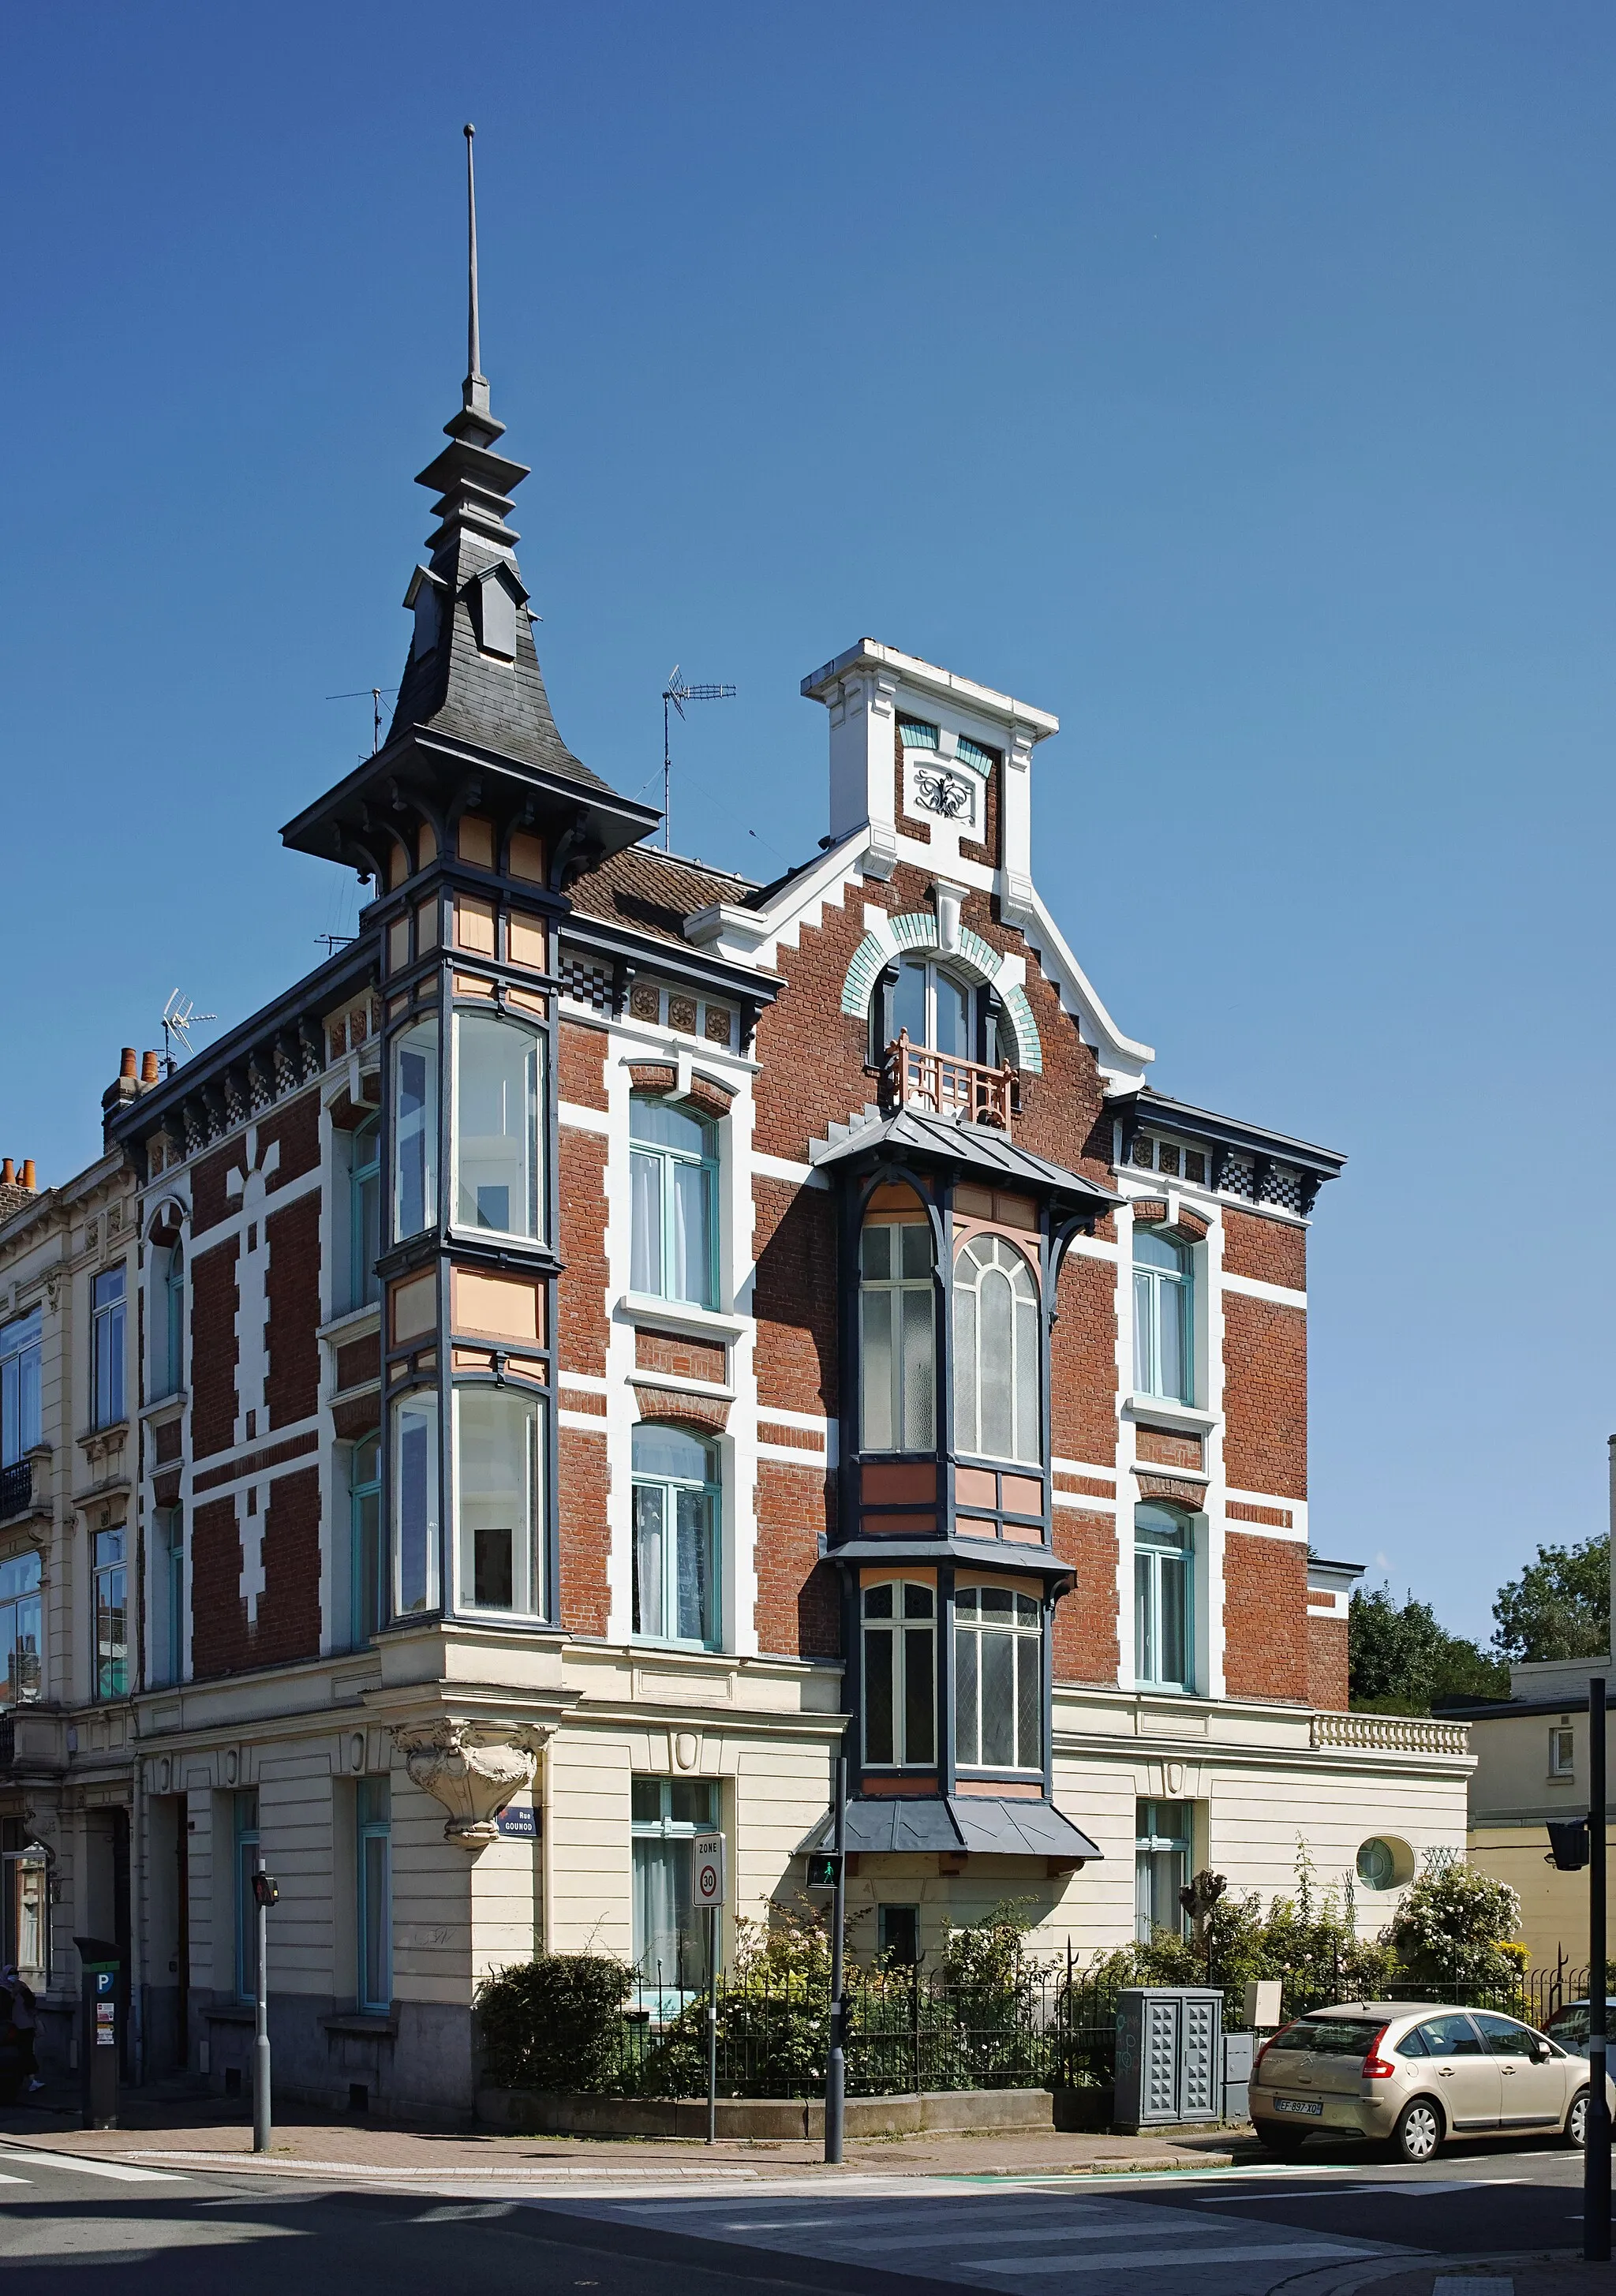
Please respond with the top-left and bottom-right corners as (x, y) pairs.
(0, 2083), (1240, 2181)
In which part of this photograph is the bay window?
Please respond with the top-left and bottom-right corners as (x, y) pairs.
(1133, 1227), (1192, 1403)
(454, 1383), (541, 1615)
(631, 1423), (719, 1647)
(954, 1584), (1042, 1770)
(1135, 1502), (1192, 1690)
(391, 1391), (439, 1616)
(861, 1580), (935, 1767)
(0, 1549), (41, 1707)
(391, 1023), (438, 1240)
(859, 1221), (934, 1453)
(454, 1012), (542, 1240)
(952, 1235), (1040, 1464)
(630, 1098), (716, 1307)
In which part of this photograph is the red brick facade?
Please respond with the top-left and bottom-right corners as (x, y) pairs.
(1307, 1612), (1350, 1711)
(1223, 1531), (1309, 1703)
(1221, 1293), (1307, 1501)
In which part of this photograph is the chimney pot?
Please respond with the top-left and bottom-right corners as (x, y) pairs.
(1, 1160), (13, 1185)
(119, 1047), (137, 1080)
(20, 1161), (35, 1191)
(140, 1049), (159, 1085)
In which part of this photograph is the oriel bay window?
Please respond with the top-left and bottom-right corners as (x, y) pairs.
(1135, 1503), (1193, 1691)
(955, 1584), (1043, 1771)
(952, 1235), (1040, 1464)
(454, 1011), (542, 1240)
(391, 1022), (438, 1240)
(391, 1391), (440, 1616)
(859, 1217), (935, 1453)
(1133, 1227), (1193, 1403)
(861, 1580), (936, 1767)
(631, 1424), (719, 1648)
(630, 1097), (716, 1307)
(454, 1382), (542, 1616)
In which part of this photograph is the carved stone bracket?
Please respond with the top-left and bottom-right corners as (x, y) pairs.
(390, 1718), (552, 1852)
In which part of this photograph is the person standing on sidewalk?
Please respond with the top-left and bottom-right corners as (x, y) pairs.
(2, 1965), (42, 2092)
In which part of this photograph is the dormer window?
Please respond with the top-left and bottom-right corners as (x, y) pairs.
(469, 563), (525, 662)
(404, 565), (443, 660)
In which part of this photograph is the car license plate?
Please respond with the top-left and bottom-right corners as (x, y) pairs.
(1274, 2097), (1323, 2118)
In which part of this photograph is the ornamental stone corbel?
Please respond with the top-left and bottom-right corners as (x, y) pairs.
(389, 1718), (552, 1851)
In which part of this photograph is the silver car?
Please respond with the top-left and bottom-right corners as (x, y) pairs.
(1251, 2002), (1592, 2163)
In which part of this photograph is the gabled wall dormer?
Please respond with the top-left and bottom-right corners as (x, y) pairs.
(800, 638), (1057, 917)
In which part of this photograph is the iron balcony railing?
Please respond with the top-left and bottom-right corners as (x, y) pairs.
(880, 1032), (1016, 1131)
(0, 1458), (32, 1522)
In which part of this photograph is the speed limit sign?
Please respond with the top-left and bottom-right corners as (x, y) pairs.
(692, 1832), (726, 1909)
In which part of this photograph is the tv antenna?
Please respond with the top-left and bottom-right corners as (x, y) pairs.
(326, 685), (398, 757)
(661, 667), (736, 853)
(161, 990), (217, 1078)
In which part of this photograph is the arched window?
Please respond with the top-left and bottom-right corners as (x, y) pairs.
(877, 954), (1006, 1068)
(861, 1580), (935, 1767)
(163, 1243), (185, 1399)
(1135, 1503), (1192, 1690)
(630, 1098), (717, 1308)
(1133, 1227), (1192, 1403)
(953, 1236), (1040, 1464)
(632, 1423), (720, 1648)
(454, 1011), (542, 1240)
(955, 1585), (1043, 1770)
(859, 1217), (934, 1453)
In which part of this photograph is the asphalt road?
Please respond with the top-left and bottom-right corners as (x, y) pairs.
(0, 2137), (1600, 2296)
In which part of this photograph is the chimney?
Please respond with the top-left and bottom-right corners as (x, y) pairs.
(0, 1155), (36, 1225)
(102, 1045), (141, 1146)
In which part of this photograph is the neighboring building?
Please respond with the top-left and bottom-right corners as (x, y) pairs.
(0, 197), (1474, 2115)
(1444, 1657), (1615, 1976)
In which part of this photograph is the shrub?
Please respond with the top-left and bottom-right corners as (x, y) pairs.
(1382, 1863), (1525, 1995)
(475, 1952), (633, 2092)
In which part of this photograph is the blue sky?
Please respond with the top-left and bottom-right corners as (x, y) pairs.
(3, 2), (1612, 1640)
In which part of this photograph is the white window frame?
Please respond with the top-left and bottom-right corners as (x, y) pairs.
(1551, 1725), (1577, 1778)
(391, 1389), (440, 1617)
(628, 1096), (719, 1310)
(452, 1381), (543, 1621)
(1132, 1226), (1194, 1404)
(858, 1219), (935, 1455)
(451, 1009), (544, 1245)
(860, 1578), (937, 1769)
(952, 1234), (1042, 1465)
(1135, 1503), (1194, 1692)
(391, 1023), (439, 1243)
(953, 1584), (1043, 1772)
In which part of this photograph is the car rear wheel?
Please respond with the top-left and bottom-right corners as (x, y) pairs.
(1255, 2122), (1307, 2155)
(1565, 2088), (1590, 2148)
(1389, 2098), (1443, 2164)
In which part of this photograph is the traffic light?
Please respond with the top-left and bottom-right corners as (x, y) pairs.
(250, 1872), (280, 1909)
(1547, 1820), (1590, 1872)
(804, 1851), (843, 1894)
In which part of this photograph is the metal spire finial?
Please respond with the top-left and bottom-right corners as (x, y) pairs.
(463, 123), (488, 414)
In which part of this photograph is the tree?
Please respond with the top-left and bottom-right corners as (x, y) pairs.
(1349, 1583), (1507, 1715)
(1492, 1535), (1610, 1664)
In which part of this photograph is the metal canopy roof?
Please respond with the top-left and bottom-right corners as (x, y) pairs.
(798, 1795), (1101, 1863)
(812, 1108), (1121, 1216)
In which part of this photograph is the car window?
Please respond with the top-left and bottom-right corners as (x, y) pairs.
(1394, 2025), (1430, 2058)
(1474, 2013), (1535, 2059)
(1415, 2013), (1484, 2059)
(1548, 2006), (1589, 2045)
(1266, 2017), (1384, 2055)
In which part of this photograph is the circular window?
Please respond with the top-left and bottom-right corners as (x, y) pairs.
(1356, 1836), (1413, 1890)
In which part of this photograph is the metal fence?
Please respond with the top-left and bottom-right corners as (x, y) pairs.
(591, 1951), (1599, 2101)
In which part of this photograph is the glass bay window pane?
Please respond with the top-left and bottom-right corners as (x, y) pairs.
(863, 1623), (896, 1764)
(455, 1013), (541, 1239)
(393, 1025), (438, 1240)
(394, 1393), (439, 1614)
(455, 1385), (538, 1614)
(860, 1289), (894, 1451)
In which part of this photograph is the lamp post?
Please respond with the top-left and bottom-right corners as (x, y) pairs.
(825, 1756), (847, 2165)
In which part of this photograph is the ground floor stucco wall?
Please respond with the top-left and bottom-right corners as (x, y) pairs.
(1469, 1823), (1611, 1977)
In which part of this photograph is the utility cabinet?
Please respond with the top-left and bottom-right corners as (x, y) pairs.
(1113, 1987), (1224, 2130)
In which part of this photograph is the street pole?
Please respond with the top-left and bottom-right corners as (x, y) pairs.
(253, 1860), (271, 2156)
(825, 1755), (847, 2166)
(1586, 1674), (1609, 2263)
(705, 1902), (717, 2146)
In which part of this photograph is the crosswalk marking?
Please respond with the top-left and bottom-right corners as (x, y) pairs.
(951, 2242), (1377, 2276)
(0, 2150), (184, 2183)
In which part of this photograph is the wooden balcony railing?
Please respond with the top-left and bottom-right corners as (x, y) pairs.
(880, 1032), (1015, 1131)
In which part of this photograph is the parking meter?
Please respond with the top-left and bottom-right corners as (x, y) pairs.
(73, 1935), (122, 2130)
